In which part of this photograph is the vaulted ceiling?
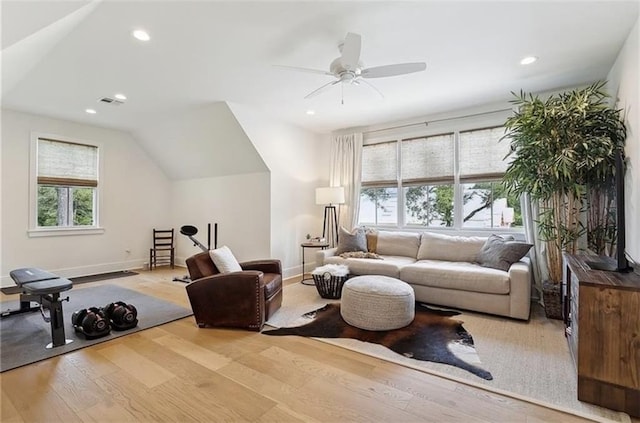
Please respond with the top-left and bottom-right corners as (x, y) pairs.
(2, 1), (638, 135)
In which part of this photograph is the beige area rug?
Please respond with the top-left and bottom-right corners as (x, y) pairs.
(267, 283), (630, 423)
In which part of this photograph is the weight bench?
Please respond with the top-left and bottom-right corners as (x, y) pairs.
(1, 268), (73, 349)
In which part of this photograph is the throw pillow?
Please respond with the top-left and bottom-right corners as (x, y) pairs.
(336, 227), (367, 255)
(339, 251), (383, 260)
(477, 234), (533, 272)
(365, 228), (379, 253)
(209, 245), (242, 273)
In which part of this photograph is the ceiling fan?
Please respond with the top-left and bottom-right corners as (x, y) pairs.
(277, 32), (426, 102)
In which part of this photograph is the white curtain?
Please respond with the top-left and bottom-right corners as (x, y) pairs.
(521, 193), (548, 302)
(330, 133), (363, 231)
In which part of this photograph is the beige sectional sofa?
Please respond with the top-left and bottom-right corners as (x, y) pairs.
(316, 230), (532, 320)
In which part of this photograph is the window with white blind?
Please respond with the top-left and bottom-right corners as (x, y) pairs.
(459, 127), (520, 228)
(358, 124), (522, 230)
(30, 134), (103, 235)
(361, 141), (397, 186)
(401, 133), (455, 227)
(360, 141), (398, 225)
(459, 127), (512, 182)
(401, 133), (454, 184)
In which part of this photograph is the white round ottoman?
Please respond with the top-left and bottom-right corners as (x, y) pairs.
(340, 275), (415, 331)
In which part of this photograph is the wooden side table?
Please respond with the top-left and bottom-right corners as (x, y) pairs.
(300, 242), (329, 285)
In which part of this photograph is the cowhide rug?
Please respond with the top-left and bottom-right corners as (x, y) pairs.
(263, 303), (492, 380)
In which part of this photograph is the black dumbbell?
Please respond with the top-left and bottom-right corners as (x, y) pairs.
(103, 301), (138, 331)
(71, 307), (111, 339)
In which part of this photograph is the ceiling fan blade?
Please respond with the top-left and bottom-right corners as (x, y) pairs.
(273, 65), (333, 77)
(340, 32), (361, 71)
(357, 79), (385, 99)
(304, 80), (341, 99)
(361, 62), (426, 79)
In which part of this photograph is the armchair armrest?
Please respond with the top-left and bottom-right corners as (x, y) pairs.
(185, 270), (266, 330)
(240, 259), (282, 275)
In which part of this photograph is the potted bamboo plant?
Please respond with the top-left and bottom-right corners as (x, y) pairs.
(502, 81), (626, 319)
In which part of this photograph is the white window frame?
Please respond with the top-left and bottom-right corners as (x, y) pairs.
(28, 132), (105, 237)
(358, 108), (523, 233)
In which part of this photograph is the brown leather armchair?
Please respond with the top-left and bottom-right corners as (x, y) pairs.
(185, 251), (283, 331)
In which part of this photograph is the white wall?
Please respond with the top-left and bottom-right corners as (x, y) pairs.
(0, 103), (328, 284)
(134, 102), (268, 181)
(607, 17), (639, 265)
(0, 109), (172, 286)
(228, 102), (330, 278)
(171, 172), (271, 265)
(136, 101), (275, 272)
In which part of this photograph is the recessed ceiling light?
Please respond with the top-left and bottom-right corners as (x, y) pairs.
(132, 29), (150, 41)
(306, 110), (315, 115)
(85, 109), (97, 114)
(520, 56), (538, 65)
(114, 93), (127, 100)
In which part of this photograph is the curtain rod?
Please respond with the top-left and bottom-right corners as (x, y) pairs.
(363, 108), (513, 135)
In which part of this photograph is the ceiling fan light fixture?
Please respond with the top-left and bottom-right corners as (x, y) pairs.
(279, 32), (426, 102)
(114, 93), (127, 100)
(520, 56), (538, 65)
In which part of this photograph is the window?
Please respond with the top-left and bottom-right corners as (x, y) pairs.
(462, 181), (521, 228)
(459, 127), (520, 229)
(402, 133), (454, 227)
(359, 141), (398, 226)
(30, 135), (102, 236)
(357, 120), (522, 231)
(360, 187), (398, 226)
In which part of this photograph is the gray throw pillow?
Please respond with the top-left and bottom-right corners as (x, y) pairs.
(336, 227), (367, 255)
(477, 234), (533, 272)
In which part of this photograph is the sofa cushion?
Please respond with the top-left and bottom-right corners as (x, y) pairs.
(376, 231), (421, 258)
(401, 260), (510, 294)
(417, 232), (487, 262)
(336, 227), (367, 254)
(477, 234), (533, 271)
(323, 255), (416, 278)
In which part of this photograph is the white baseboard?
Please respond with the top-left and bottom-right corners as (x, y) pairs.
(283, 263), (305, 280)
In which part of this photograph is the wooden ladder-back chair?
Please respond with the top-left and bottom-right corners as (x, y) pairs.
(150, 228), (175, 270)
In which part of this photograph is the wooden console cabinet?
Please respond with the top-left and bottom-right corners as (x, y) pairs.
(562, 253), (640, 417)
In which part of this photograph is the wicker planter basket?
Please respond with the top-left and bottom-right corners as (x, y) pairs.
(312, 272), (349, 299)
(542, 281), (563, 320)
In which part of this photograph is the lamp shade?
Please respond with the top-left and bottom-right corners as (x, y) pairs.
(316, 186), (345, 205)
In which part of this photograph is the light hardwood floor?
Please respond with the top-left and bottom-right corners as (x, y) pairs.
(0, 268), (600, 422)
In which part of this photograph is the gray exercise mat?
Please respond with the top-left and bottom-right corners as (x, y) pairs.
(0, 284), (192, 372)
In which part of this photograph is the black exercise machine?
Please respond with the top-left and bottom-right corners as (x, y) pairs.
(173, 223), (218, 283)
(181, 223), (217, 252)
(1, 268), (73, 349)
